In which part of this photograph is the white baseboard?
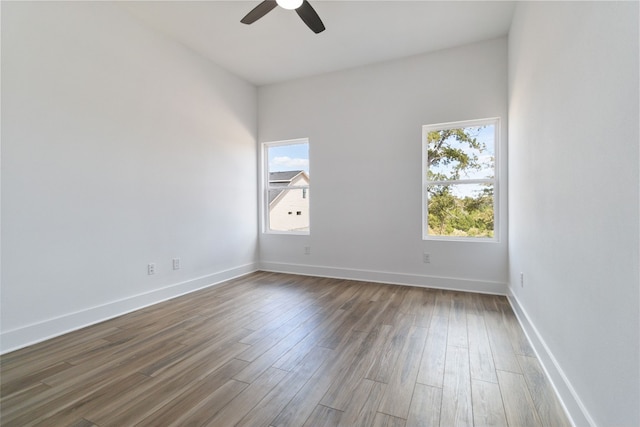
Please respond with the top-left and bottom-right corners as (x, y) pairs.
(507, 290), (596, 427)
(0, 263), (258, 354)
(259, 261), (507, 295)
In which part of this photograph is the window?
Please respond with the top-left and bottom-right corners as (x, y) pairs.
(422, 118), (499, 241)
(263, 139), (310, 234)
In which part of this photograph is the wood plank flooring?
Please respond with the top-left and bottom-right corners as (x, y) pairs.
(0, 272), (571, 427)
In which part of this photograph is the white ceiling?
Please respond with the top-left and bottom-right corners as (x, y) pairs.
(121, 1), (516, 86)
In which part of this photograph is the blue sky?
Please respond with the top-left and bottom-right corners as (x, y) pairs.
(268, 143), (310, 174)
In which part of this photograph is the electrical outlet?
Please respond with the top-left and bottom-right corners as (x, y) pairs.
(147, 263), (155, 275)
(173, 258), (180, 270)
(423, 253), (431, 264)
(520, 272), (524, 287)
(304, 246), (311, 255)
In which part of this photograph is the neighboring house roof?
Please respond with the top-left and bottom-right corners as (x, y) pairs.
(270, 170), (304, 182)
(268, 170), (308, 204)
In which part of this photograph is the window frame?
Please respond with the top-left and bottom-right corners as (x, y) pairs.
(262, 138), (310, 235)
(422, 117), (500, 242)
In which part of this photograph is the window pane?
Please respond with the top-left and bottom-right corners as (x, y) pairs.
(265, 140), (310, 233)
(269, 187), (310, 232)
(426, 124), (495, 181)
(427, 183), (494, 238)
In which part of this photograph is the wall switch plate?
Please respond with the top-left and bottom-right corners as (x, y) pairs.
(173, 258), (180, 270)
(304, 246), (311, 255)
(520, 272), (524, 287)
(423, 253), (431, 263)
(148, 263), (155, 275)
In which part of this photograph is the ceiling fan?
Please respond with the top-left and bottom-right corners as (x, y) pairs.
(241, 0), (326, 34)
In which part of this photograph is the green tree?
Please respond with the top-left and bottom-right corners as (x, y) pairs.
(428, 185), (457, 235)
(426, 126), (494, 238)
(426, 128), (486, 181)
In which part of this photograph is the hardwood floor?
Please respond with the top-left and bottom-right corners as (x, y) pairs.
(0, 272), (571, 427)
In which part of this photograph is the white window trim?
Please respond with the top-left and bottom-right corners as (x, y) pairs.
(422, 117), (500, 242)
(262, 138), (310, 235)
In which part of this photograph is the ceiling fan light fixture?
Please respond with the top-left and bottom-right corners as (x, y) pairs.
(276, 0), (303, 10)
(241, 0), (325, 34)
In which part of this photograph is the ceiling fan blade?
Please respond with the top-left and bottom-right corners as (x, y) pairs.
(295, 0), (325, 34)
(241, 0), (278, 25)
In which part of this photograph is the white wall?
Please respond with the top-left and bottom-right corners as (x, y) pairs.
(258, 38), (508, 294)
(1, 2), (258, 353)
(508, 2), (639, 426)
